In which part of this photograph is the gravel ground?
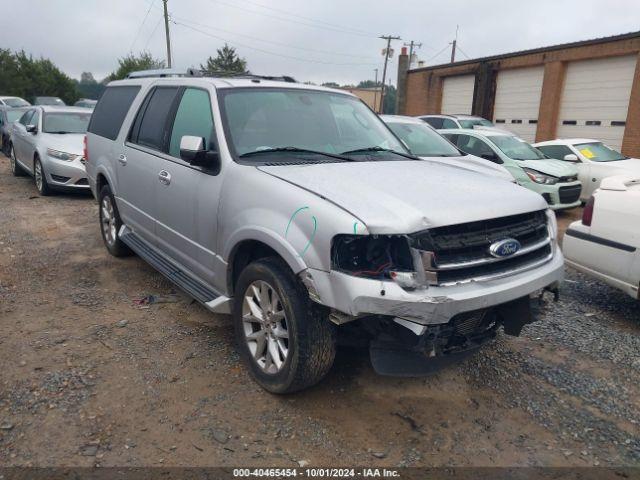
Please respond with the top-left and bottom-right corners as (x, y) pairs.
(0, 154), (638, 468)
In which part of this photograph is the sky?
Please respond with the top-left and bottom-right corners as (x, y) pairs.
(1, 0), (639, 85)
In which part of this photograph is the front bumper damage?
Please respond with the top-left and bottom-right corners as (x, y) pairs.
(301, 249), (563, 376)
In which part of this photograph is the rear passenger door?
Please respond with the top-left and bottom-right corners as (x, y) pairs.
(121, 86), (181, 245)
(154, 86), (221, 284)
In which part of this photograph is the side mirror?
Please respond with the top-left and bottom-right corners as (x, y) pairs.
(179, 135), (220, 171)
(563, 153), (579, 162)
(481, 152), (498, 161)
(26, 124), (37, 134)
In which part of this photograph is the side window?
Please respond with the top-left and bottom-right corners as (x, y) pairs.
(131, 87), (180, 151)
(30, 110), (40, 127)
(537, 145), (574, 161)
(19, 110), (34, 126)
(442, 118), (458, 129)
(168, 88), (215, 158)
(443, 133), (459, 145)
(423, 117), (443, 129)
(456, 134), (500, 161)
(88, 85), (141, 140)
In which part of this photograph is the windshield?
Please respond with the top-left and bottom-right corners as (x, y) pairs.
(386, 121), (461, 157)
(6, 110), (26, 122)
(490, 135), (546, 161)
(37, 97), (65, 106)
(575, 142), (627, 162)
(459, 118), (494, 129)
(43, 112), (91, 134)
(5, 98), (29, 107)
(219, 88), (407, 162)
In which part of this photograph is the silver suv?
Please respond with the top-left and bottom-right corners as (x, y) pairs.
(86, 70), (564, 393)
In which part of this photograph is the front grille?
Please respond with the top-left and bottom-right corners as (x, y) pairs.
(412, 210), (552, 285)
(558, 184), (581, 204)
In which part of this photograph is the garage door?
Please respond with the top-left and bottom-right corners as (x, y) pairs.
(441, 75), (475, 115)
(557, 55), (637, 151)
(492, 66), (544, 142)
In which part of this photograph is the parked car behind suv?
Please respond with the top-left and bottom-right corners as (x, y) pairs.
(9, 106), (91, 195)
(86, 70), (564, 393)
(418, 114), (508, 133)
(34, 96), (66, 106)
(0, 106), (29, 155)
(442, 129), (582, 210)
(380, 115), (513, 182)
(0, 96), (31, 107)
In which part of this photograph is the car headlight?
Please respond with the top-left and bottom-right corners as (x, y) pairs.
(523, 168), (558, 185)
(47, 148), (80, 161)
(545, 208), (558, 242)
(331, 234), (417, 286)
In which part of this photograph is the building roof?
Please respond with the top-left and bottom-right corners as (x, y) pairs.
(409, 30), (640, 73)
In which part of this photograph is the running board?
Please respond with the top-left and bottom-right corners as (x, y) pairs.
(119, 226), (232, 314)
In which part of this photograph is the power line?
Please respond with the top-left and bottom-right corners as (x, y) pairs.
(231, 0), (377, 37)
(167, 12), (378, 60)
(456, 44), (471, 60)
(144, 16), (164, 51)
(203, 0), (377, 38)
(129, 0), (156, 52)
(172, 20), (378, 66)
(426, 44), (451, 62)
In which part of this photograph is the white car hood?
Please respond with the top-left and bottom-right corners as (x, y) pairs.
(258, 160), (547, 233)
(601, 158), (640, 173)
(419, 155), (513, 182)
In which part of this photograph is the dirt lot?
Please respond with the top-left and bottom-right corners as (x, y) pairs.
(0, 155), (638, 468)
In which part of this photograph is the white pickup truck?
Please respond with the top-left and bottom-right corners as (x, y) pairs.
(564, 175), (640, 299)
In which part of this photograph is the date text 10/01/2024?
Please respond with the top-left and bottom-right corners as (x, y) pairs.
(233, 468), (400, 478)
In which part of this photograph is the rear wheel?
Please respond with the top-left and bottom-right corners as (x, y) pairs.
(9, 145), (25, 177)
(233, 257), (336, 394)
(34, 157), (52, 196)
(99, 184), (131, 257)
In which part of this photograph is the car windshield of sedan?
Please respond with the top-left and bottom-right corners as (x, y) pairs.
(386, 121), (461, 157)
(5, 98), (29, 107)
(220, 88), (408, 162)
(490, 135), (546, 161)
(575, 142), (627, 162)
(43, 112), (91, 134)
(459, 118), (494, 128)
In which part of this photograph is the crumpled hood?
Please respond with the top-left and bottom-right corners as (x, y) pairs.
(420, 155), (513, 182)
(519, 158), (578, 177)
(258, 160), (547, 233)
(41, 133), (84, 155)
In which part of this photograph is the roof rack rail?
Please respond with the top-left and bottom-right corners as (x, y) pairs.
(125, 68), (296, 83)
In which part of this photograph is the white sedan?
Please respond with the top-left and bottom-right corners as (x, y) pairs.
(563, 175), (640, 299)
(534, 138), (640, 201)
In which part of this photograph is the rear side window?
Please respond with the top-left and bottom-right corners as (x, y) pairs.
(88, 86), (141, 140)
(422, 117), (443, 129)
(537, 144), (573, 160)
(168, 88), (215, 158)
(442, 118), (458, 129)
(130, 87), (180, 151)
(19, 110), (34, 126)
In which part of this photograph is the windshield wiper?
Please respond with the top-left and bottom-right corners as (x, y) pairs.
(46, 131), (69, 134)
(340, 146), (418, 160)
(239, 146), (353, 162)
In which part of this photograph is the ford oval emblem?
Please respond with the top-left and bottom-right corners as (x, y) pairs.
(489, 238), (521, 258)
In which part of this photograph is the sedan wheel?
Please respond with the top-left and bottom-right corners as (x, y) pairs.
(242, 280), (290, 374)
(34, 160), (43, 192)
(9, 145), (23, 176)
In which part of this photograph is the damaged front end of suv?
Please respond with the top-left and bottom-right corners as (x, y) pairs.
(307, 208), (562, 375)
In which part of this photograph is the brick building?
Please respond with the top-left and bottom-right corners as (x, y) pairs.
(396, 31), (640, 156)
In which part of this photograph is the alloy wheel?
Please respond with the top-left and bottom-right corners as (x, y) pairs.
(100, 196), (117, 246)
(34, 161), (43, 192)
(10, 146), (16, 173)
(242, 280), (290, 374)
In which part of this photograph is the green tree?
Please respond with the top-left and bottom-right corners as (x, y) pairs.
(0, 50), (78, 104)
(74, 71), (106, 100)
(200, 44), (247, 75)
(107, 52), (165, 81)
(321, 82), (340, 88)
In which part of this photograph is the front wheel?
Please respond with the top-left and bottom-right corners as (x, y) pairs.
(34, 157), (52, 196)
(233, 257), (336, 394)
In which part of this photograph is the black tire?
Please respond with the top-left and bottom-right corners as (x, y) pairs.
(98, 184), (131, 257)
(233, 257), (336, 394)
(9, 144), (25, 177)
(34, 157), (52, 196)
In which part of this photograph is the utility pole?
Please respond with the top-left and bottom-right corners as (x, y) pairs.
(162, 0), (173, 68)
(403, 41), (422, 68)
(450, 25), (458, 63)
(373, 68), (379, 112)
(379, 35), (400, 113)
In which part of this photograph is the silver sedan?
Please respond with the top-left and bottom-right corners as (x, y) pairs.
(8, 106), (91, 195)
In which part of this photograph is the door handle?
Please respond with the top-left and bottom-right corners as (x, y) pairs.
(118, 154), (127, 165)
(158, 170), (171, 185)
